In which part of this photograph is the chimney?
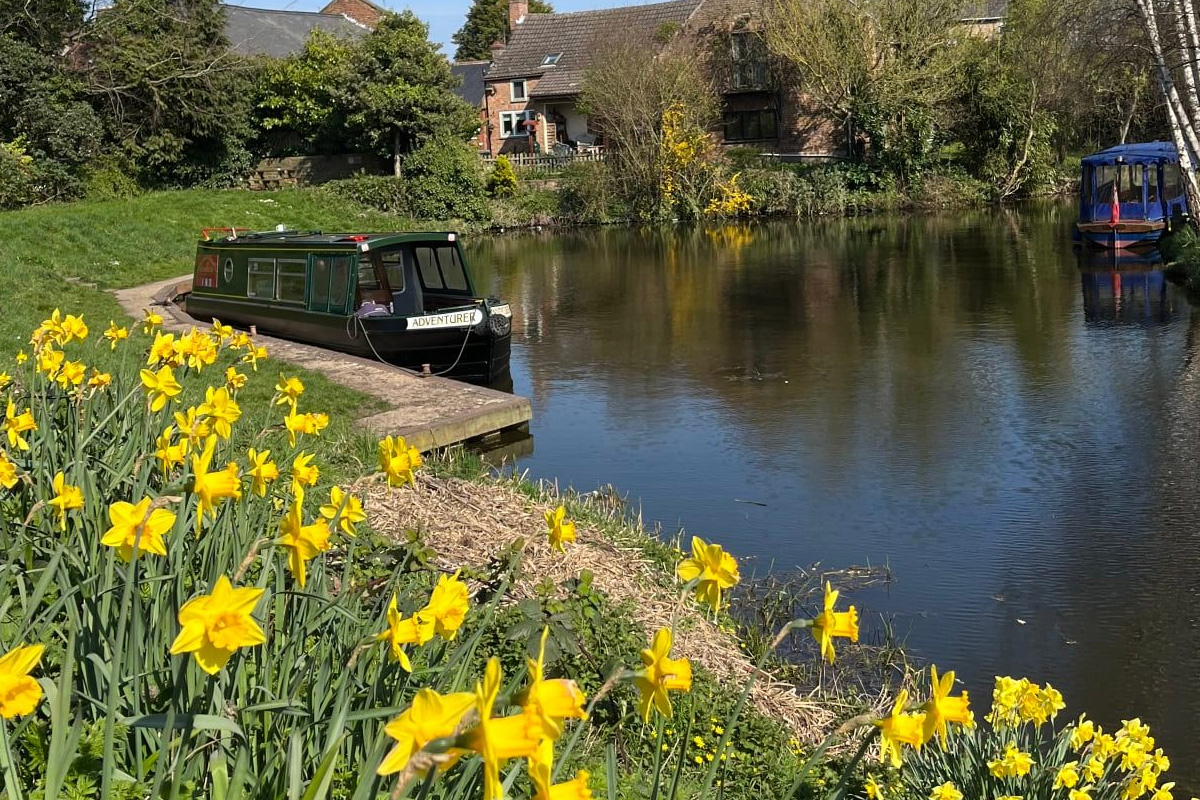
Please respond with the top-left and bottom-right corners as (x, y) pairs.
(490, 39), (506, 56)
(508, 0), (528, 30)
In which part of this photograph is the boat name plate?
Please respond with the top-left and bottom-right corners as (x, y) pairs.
(405, 309), (484, 330)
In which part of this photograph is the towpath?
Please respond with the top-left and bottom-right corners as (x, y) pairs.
(113, 275), (531, 452)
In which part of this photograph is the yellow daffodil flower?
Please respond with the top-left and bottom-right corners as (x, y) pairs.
(290, 452), (319, 496)
(147, 332), (177, 367)
(276, 492), (331, 588)
(140, 365), (182, 412)
(155, 425), (186, 475)
(1149, 783), (1174, 800)
(142, 308), (163, 334)
(921, 665), (972, 746)
(0, 450), (18, 490)
(424, 570), (470, 640)
(210, 318), (233, 341)
(988, 742), (1035, 778)
(177, 328), (218, 370)
(538, 771), (591, 800)
(224, 366), (247, 391)
(376, 594), (435, 672)
(169, 575), (265, 674)
(1094, 732), (1119, 760)
(864, 777), (884, 799)
(48, 471), (83, 530)
(54, 359), (84, 389)
(1083, 755), (1105, 781)
(32, 309), (63, 350)
(875, 689), (925, 768)
(191, 436), (241, 534)
(0, 371), (9, 390)
(0, 643), (44, 719)
(545, 505), (577, 553)
(4, 399), (36, 451)
(241, 344), (268, 371)
(518, 628), (587, 742)
(811, 581), (859, 664)
(174, 407), (210, 450)
(633, 627), (692, 722)
(247, 448), (279, 497)
(1072, 717), (1097, 749)
(379, 435), (422, 488)
(456, 658), (546, 800)
(103, 322), (128, 350)
(275, 374), (304, 408)
(284, 410), (306, 447)
(14, 351), (27, 365)
(87, 369), (112, 390)
(676, 535), (739, 611)
(376, 687), (476, 776)
(929, 783), (962, 800)
(1070, 787), (1095, 800)
(101, 497), (175, 561)
(36, 347), (63, 378)
(197, 386), (241, 440)
(59, 314), (87, 344)
(319, 486), (366, 536)
(1056, 762), (1081, 790)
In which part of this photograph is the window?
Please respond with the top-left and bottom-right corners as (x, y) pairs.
(511, 80), (527, 101)
(1147, 166), (1160, 204)
(247, 258), (275, 299)
(277, 259), (307, 303)
(414, 245), (471, 293)
(380, 250), (405, 292)
(723, 109), (777, 142)
(1164, 163), (1182, 199)
(358, 260), (381, 290)
(730, 32), (767, 89)
(541, 53), (561, 66)
(500, 110), (534, 138)
(308, 255), (353, 314)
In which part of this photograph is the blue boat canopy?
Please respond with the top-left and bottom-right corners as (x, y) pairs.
(1081, 141), (1179, 166)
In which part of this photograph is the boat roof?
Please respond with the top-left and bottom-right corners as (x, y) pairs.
(199, 230), (459, 249)
(1081, 142), (1179, 166)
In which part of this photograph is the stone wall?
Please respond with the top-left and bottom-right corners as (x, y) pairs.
(245, 153), (390, 189)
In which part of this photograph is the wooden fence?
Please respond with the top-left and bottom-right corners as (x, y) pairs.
(481, 150), (605, 177)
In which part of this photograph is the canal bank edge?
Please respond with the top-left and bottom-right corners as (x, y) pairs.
(112, 275), (532, 452)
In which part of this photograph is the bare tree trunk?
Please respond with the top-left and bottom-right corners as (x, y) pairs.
(1119, 78), (1143, 144)
(1171, 0), (1200, 117)
(393, 130), (402, 177)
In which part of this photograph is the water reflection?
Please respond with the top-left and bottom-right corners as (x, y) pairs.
(466, 206), (1199, 790)
(1077, 248), (1179, 326)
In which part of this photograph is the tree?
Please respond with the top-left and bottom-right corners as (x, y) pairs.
(579, 33), (719, 218)
(452, 0), (552, 62)
(762, 0), (967, 181)
(0, 0), (86, 53)
(256, 30), (359, 154)
(82, 0), (256, 186)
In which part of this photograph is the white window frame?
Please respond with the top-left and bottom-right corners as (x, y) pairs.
(541, 53), (561, 66)
(499, 110), (535, 138)
(510, 79), (527, 101)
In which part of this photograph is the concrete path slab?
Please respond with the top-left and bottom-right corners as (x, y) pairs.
(114, 276), (531, 452)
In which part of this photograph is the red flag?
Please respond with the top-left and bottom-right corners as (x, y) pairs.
(1110, 181), (1120, 226)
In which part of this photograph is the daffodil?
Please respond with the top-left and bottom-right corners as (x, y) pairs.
(1150, 783), (1174, 800)
(1056, 762), (1081, 789)
(456, 658), (546, 800)
(276, 492), (331, 587)
(377, 687), (476, 776)
(191, 436), (241, 534)
(103, 322), (128, 349)
(864, 777), (884, 799)
(155, 425), (186, 475)
(379, 435), (422, 488)
(241, 344), (268, 370)
(197, 385), (241, 439)
(0, 643), (44, 719)
(921, 665), (972, 746)
(101, 497), (175, 561)
(518, 628), (587, 741)
(0, 450), (18, 490)
(176, 328), (218, 370)
(14, 351), (27, 365)
(811, 581), (859, 664)
(140, 365), (182, 412)
(538, 771), (591, 800)
(676, 536), (739, 611)
(48, 471), (83, 530)
(59, 314), (88, 344)
(174, 407), (210, 449)
(36, 347), (63, 378)
(87, 369), (112, 390)
(988, 742), (1035, 778)
(247, 448), (279, 497)
(633, 627), (692, 722)
(275, 374), (304, 408)
(290, 452), (319, 495)
(55, 359), (85, 389)
(4, 399), (36, 451)
(0, 371), (9, 390)
(169, 575), (265, 674)
(1070, 787), (1095, 800)
(211, 318), (233, 341)
(1072, 717), (1096, 749)
(545, 505), (577, 553)
(875, 690), (925, 768)
(147, 332), (177, 366)
(424, 570), (469, 640)
(929, 783), (962, 800)
(376, 594), (435, 671)
(319, 486), (365, 536)
(32, 309), (62, 349)
(224, 366), (247, 391)
(142, 308), (163, 334)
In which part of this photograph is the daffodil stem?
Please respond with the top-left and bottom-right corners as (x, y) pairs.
(0, 723), (24, 800)
(101, 547), (140, 800)
(825, 732), (873, 800)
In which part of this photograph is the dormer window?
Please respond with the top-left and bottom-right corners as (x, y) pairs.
(541, 52), (562, 66)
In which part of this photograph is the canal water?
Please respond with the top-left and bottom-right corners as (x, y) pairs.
(466, 203), (1200, 787)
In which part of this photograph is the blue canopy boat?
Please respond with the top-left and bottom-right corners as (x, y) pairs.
(1075, 142), (1188, 249)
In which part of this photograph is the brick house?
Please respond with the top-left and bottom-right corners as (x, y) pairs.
(452, 60), (492, 152)
(221, 0), (384, 59)
(483, 0), (1008, 158)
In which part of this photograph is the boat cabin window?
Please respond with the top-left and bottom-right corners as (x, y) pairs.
(358, 261), (381, 290)
(1164, 163), (1182, 199)
(1147, 166), (1160, 205)
(380, 250), (405, 292)
(248, 259), (276, 299)
(1118, 164), (1144, 204)
(308, 254), (353, 314)
(414, 245), (469, 293)
(277, 259), (307, 304)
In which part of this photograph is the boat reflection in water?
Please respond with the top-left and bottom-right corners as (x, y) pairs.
(1077, 247), (1180, 325)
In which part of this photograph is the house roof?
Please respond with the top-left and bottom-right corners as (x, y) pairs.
(221, 4), (367, 58)
(961, 0), (1007, 20)
(485, 0), (702, 97)
(451, 60), (489, 108)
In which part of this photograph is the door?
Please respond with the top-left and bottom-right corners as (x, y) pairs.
(307, 254), (354, 314)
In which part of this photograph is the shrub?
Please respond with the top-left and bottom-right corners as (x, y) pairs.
(559, 160), (618, 223)
(740, 168), (800, 216)
(400, 135), (488, 221)
(486, 155), (519, 198)
(323, 173), (409, 214)
(83, 155), (144, 201)
(0, 139), (36, 209)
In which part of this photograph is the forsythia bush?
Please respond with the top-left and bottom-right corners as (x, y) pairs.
(0, 308), (1182, 800)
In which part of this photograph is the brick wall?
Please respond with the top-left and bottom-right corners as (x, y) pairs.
(484, 77), (548, 155)
(319, 0), (381, 28)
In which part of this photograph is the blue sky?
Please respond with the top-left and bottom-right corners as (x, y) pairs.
(256, 0), (617, 56)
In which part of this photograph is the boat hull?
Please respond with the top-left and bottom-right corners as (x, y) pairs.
(1074, 221), (1166, 250)
(184, 294), (511, 385)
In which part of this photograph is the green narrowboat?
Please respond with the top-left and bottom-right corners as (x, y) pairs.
(185, 228), (512, 384)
